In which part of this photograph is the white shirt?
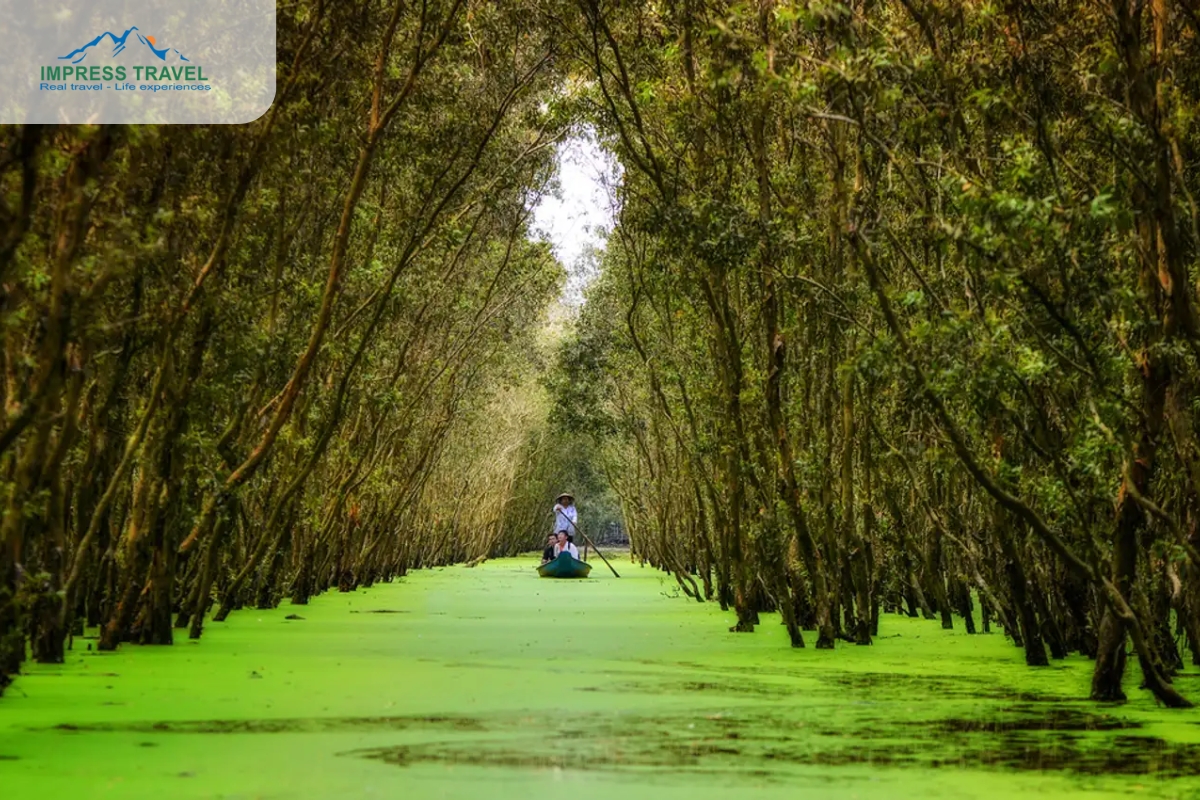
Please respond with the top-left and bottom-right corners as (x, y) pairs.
(554, 541), (579, 559)
(554, 504), (578, 534)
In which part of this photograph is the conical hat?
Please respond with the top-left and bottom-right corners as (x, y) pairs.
(555, 492), (575, 504)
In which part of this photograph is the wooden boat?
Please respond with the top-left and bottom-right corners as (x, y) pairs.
(537, 552), (592, 578)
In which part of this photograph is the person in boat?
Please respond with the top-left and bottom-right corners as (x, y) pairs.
(553, 492), (578, 542)
(553, 530), (580, 560)
(541, 533), (557, 565)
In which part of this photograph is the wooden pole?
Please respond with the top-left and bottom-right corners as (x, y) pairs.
(564, 516), (620, 578)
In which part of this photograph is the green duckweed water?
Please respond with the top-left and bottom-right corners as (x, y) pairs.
(2, 556), (1200, 799)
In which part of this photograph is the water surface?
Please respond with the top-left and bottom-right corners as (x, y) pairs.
(2, 556), (1198, 798)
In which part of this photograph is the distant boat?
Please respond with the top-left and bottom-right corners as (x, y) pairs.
(537, 552), (592, 578)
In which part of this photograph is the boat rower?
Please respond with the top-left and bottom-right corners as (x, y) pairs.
(553, 492), (578, 542)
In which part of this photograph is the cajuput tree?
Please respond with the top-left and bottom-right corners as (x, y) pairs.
(550, 0), (1199, 707)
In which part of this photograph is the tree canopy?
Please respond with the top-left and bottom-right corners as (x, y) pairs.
(2, 0), (1199, 709)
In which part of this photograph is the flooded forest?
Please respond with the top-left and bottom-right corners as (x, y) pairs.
(3, 1), (1200, 797)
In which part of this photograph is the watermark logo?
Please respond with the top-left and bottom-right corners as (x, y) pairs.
(1, 0), (275, 124)
(40, 25), (210, 87)
(61, 26), (189, 64)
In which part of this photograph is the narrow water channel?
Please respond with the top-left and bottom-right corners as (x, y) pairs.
(2, 557), (1198, 799)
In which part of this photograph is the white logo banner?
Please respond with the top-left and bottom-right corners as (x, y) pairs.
(0, 0), (275, 123)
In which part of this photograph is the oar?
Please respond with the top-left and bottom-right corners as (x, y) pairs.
(560, 514), (620, 578)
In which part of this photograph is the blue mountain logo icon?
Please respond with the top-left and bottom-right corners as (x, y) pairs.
(60, 27), (189, 65)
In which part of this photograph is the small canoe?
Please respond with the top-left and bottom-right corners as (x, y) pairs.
(537, 552), (592, 579)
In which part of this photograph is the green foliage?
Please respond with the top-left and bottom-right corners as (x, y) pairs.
(551, 0), (1200, 704)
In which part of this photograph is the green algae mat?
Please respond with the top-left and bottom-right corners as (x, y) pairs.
(2, 557), (1200, 799)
